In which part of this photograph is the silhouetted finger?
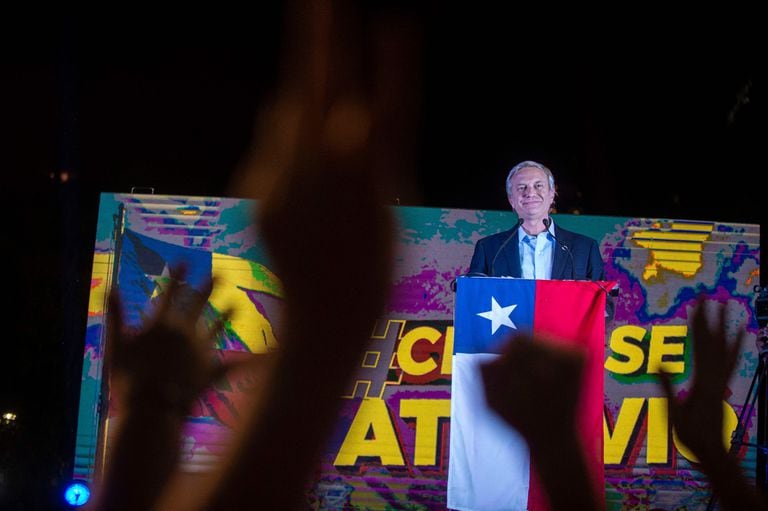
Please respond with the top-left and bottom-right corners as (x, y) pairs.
(690, 300), (713, 372)
(153, 264), (188, 319)
(724, 328), (746, 376)
(105, 289), (126, 370)
(205, 307), (232, 341)
(187, 277), (215, 323)
(657, 370), (676, 408)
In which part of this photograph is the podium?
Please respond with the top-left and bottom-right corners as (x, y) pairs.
(447, 277), (611, 511)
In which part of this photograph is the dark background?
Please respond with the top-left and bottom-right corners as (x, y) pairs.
(2, 7), (763, 509)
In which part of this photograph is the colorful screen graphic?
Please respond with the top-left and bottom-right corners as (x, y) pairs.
(73, 193), (761, 510)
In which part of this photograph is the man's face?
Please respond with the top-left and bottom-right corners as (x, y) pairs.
(507, 167), (555, 220)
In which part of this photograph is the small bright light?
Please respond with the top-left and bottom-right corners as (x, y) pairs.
(64, 481), (91, 507)
(1, 412), (16, 423)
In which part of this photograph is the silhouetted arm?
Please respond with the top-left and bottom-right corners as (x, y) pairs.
(90, 275), (229, 511)
(481, 335), (599, 511)
(659, 298), (767, 511)
(162, 2), (398, 510)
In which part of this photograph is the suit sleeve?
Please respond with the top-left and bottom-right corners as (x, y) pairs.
(468, 240), (488, 275)
(585, 239), (606, 281)
(586, 239), (616, 322)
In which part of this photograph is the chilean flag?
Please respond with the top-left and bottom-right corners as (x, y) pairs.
(448, 277), (610, 511)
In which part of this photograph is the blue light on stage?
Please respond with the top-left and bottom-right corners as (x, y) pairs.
(64, 481), (91, 507)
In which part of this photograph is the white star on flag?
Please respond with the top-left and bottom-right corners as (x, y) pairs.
(477, 296), (517, 334)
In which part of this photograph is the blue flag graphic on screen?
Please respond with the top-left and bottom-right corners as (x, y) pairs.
(118, 229), (212, 328)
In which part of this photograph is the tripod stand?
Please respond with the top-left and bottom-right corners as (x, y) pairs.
(705, 327), (768, 511)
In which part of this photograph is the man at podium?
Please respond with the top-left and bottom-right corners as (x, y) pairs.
(448, 160), (613, 511)
(468, 160), (606, 282)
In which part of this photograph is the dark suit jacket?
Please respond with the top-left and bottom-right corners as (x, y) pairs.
(468, 224), (606, 281)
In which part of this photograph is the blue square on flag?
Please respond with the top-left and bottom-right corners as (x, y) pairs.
(454, 277), (535, 355)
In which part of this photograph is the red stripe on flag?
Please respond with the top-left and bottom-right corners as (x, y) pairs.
(528, 280), (610, 511)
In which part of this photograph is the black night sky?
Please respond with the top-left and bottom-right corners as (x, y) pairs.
(3, 6), (764, 509)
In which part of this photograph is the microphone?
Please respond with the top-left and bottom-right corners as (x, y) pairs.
(490, 218), (524, 277)
(543, 218), (575, 280)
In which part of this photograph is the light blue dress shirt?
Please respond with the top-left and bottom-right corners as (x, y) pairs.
(519, 224), (555, 280)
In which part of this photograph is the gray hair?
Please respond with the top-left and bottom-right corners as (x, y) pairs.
(505, 160), (556, 197)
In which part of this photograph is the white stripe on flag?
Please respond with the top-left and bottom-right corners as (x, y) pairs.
(448, 352), (530, 511)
